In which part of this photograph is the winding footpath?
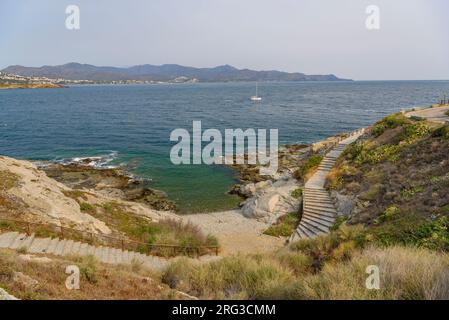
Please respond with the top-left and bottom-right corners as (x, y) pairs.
(0, 231), (168, 271)
(290, 129), (365, 242)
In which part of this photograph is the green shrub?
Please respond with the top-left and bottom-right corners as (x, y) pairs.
(401, 186), (423, 199)
(291, 188), (303, 199)
(0, 170), (19, 191)
(264, 213), (300, 237)
(355, 144), (401, 165)
(432, 125), (449, 139)
(79, 202), (95, 213)
(343, 141), (365, 161)
(400, 123), (430, 143)
(162, 255), (294, 299)
(374, 205), (401, 224)
(372, 114), (407, 137)
(276, 251), (313, 275)
(289, 225), (366, 270)
(370, 216), (449, 251)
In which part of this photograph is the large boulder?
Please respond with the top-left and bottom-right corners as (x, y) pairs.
(241, 179), (300, 223)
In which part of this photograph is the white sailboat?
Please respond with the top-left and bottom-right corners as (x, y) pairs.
(250, 82), (262, 101)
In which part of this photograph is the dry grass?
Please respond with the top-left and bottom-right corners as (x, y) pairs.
(57, 194), (219, 256)
(162, 254), (294, 299)
(0, 249), (188, 300)
(162, 234), (449, 300)
(292, 246), (449, 300)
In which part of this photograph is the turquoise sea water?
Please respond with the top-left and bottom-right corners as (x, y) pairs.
(1, 81), (449, 212)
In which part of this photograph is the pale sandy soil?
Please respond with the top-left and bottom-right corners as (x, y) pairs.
(406, 105), (449, 124)
(184, 210), (285, 256)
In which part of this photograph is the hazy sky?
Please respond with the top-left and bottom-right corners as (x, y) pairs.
(1, 0), (448, 80)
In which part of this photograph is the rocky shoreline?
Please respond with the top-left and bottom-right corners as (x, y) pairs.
(36, 160), (177, 212)
(227, 133), (350, 224)
(0, 83), (66, 89)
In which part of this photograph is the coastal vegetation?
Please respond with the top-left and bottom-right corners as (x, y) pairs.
(62, 192), (218, 256)
(293, 155), (323, 181)
(324, 114), (449, 253)
(0, 82), (63, 89)
(263, 212), (301, 237)
(160, 112), (449, 300)
(0, 249), (184, 300)
(162, 225), (449, 299)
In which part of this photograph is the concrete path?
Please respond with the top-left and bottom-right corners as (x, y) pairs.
(290, 129), (365, 242)
(0, 231), (168, 271)
(406, 105), (449, 124)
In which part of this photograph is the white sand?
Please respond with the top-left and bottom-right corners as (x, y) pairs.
(184, 210), (285, 256)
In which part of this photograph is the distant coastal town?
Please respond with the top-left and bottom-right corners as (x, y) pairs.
(0, 71), (199, 89)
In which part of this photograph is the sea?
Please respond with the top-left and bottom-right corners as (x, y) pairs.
(1, 80), (449, 212)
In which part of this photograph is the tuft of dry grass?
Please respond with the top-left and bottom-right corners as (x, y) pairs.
(162, 254), (294, 299)
(0, 170), (20, 191)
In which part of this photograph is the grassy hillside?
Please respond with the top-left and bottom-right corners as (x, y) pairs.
(326, 113), (449, 249)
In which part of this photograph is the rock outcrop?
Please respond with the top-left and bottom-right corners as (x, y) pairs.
(0, 156), (111, 234)
(241, 178), (300, 223)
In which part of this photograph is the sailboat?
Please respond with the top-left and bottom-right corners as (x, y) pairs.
(250, 82), (262, 101)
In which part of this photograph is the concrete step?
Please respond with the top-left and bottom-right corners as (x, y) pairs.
(297, 224), (314, 238)
(304, 207), (337, 216)
(10, 233), (28, 249)
(299, 223), (322, 238)
(302, 215), (334, 228)
(304, 192), (330, 197)
(71, 242), (82, 255)
(78, 243), (89, 255)
(319, 163), (335, 167)
(318, 165), (334, 169)
(29, 237), (51, 253)
(296, 228), (308, 239)
(87, 244), (96, 256)
(319, 161), (335, 165)
(301, 219), (329, 234)
(113, 249), (122, 264)
(55, 240), (67, 256)
(304, 196), (333, 201)
(304, 198), (334, 204)
(302, 218), (330, 233)
(304, 202), (336, 210)
(0, 232), (19, 248)
(62, 240), (75, 256)
(46, 238), (60, 254)
(21, 233), (35, 249)
(304, 188), (329, 193)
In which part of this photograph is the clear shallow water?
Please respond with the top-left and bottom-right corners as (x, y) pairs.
(1, 81), (449, 212)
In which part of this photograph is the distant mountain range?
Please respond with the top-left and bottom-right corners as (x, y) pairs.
(1, 63), (351, 82)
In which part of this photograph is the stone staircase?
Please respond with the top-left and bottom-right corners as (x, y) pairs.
(290, 129), (365, 242)
(0, 232), (168, 271)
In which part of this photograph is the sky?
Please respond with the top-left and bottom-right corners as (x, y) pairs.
(0, 0), (448, 80)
